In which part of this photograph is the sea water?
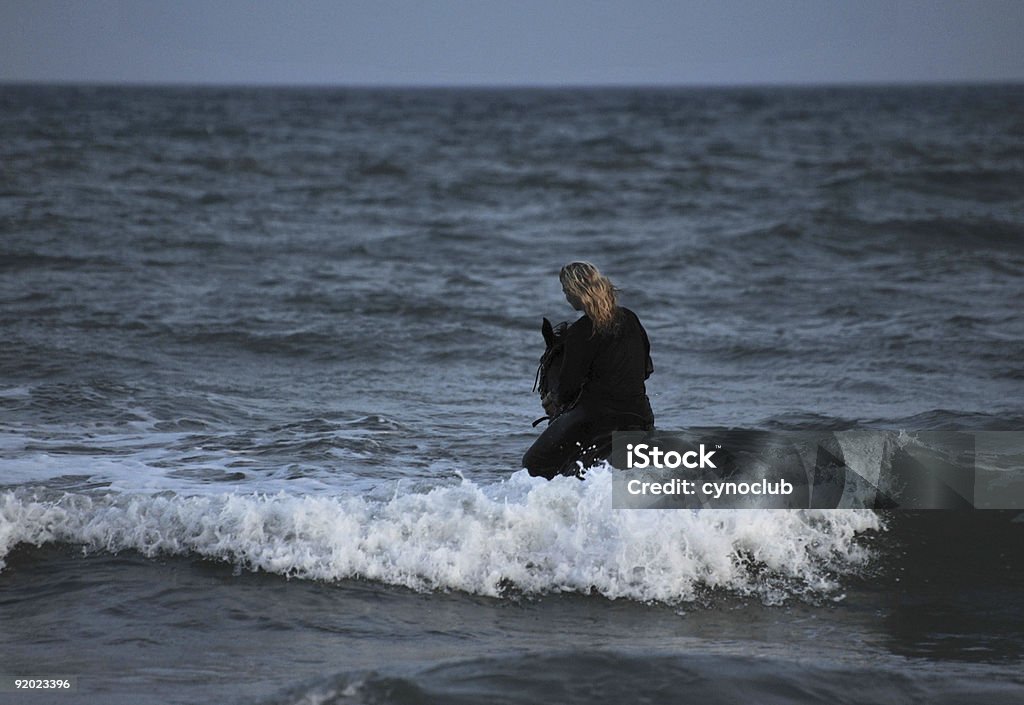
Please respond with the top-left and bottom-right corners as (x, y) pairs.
(2, 85), (1023, 704)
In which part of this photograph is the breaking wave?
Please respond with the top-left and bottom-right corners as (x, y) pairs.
(0, 467), (881, 605)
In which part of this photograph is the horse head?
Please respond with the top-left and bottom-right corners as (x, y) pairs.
(533, 317), (568, 424)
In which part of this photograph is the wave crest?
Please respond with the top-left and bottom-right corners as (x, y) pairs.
(0, 468), (881, 604)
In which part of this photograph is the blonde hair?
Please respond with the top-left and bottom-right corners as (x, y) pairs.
(560, 261), (621, 334)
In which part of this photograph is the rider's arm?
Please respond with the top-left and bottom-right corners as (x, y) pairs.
(556, 317), (598, 407)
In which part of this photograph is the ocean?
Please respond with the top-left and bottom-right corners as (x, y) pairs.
(1, 84), (1023, 704)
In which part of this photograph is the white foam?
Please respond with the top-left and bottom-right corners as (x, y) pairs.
(0, 467), (882, 604)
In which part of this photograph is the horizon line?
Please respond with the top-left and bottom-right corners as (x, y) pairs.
(2, 78), (1022, 91)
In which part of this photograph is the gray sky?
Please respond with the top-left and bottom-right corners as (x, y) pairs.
(2, 0), (1022, 86)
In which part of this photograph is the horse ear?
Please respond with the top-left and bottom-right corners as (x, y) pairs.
(541, 317), (555, 346)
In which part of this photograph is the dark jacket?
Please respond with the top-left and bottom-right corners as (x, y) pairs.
(555, 307), (653, 416)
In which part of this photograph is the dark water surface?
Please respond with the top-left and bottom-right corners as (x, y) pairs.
(2, 85), (1023, 703)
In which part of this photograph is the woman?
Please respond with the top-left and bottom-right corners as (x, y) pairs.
(523, 261), (655, 479)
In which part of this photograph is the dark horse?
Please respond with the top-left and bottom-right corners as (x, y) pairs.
(531, 317), (569, 426)
(530, 318), (616, 476)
